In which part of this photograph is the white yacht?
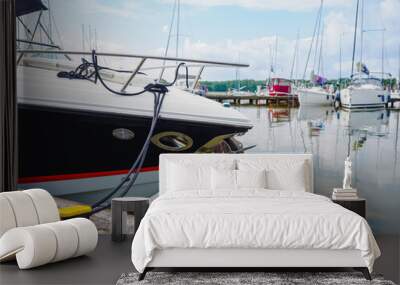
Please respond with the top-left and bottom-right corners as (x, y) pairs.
(340, 0), (390, 109)
(340, 76), (389, 109)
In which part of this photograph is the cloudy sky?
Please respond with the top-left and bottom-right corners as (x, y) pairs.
(24, 0), (400, 81)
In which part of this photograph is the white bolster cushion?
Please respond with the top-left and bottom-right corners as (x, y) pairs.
(1, 191), (39, 227)
(24, 189), (60, 223)
(42, 221), (79, 262)
(0, 218), (98, 269)
(65, 218), (98, 257)
(0, 226), (57, 268)
(0, 196), (17, 237)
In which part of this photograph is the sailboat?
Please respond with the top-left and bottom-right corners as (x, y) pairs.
(340, 0), (390, 109)
(16, 1), (253, 202)
(390, 46), (400, 100)
(230, 54), (251, 96)
(297, 0), (333, 106)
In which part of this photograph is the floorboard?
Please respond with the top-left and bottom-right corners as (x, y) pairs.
(0, 235), (133, 285)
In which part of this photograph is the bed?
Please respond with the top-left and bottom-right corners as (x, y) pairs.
(131, 153), (380, 280)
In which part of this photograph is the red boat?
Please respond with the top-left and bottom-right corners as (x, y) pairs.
(268, 78), (292, 96)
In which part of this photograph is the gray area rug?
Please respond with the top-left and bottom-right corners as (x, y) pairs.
(116, 272), (396, 285)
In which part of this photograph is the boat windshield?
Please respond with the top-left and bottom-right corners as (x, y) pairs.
(351, 77), (382, 87)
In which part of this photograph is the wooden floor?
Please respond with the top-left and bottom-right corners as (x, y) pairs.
(0, 235), (398, 284)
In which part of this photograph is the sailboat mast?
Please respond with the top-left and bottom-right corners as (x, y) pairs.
(237, 53), (241, 91)
(47, 0), (52, 44)
(176, 0), (180, 58)
(398, 45), (400, 89)
(381, 29), (385, 82)
(312, 8), (322, 74)
(317, 23), (324, 76)
(81, 24), (85, 51)
(359, 0), (364, 67)
(274, 35), (278, 75)
(351, 0), (360, 77)
(339, 33), (343, 82)
(159, 0), (177, 80)
(289, 30), (300, 81)
(302, 0), (323, 80)
(266, 43), (272, 84)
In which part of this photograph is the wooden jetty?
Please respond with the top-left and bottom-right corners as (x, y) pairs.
(205, 93), (299, 107)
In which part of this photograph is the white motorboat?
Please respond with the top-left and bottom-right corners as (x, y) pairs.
(17, 55), (253, 203)
(15, 1), (253, 203)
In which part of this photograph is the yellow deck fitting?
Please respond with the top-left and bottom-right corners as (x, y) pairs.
(59, 205), (92, 219)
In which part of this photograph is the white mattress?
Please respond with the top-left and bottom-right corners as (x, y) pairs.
(131, 190), (380, 273)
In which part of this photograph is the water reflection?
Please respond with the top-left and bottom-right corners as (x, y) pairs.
(236, 105), (400, 235)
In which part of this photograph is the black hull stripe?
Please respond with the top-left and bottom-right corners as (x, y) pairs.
(18, 104), (249, 178)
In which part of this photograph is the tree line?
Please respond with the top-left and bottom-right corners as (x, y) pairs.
(200, 78), (398, 92)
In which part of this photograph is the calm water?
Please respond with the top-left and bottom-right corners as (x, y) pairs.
(235, 105), (400, 235)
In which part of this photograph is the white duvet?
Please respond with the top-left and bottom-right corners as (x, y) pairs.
(131, 190), (380, 273)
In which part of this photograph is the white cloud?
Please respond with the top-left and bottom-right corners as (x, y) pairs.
(46, 0), (400, 81)
(166, 0), (350, 11)
(146, 22), (399, 81)
(323, 11), (353, 56)
(380, 0), (400, 29)
(83, 0), (137, 18)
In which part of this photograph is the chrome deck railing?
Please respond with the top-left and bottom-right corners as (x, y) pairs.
(17, 49), (249, 93)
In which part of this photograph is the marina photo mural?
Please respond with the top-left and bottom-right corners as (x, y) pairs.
(12, 0), (399, 282)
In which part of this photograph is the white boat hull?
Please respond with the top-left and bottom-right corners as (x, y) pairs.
(297, 88), (333, 106)
(340, 87), (388, 109)
(391, 91), (400, 99)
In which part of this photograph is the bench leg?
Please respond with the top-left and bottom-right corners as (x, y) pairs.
(354, 267), (371, 280)
(138, 268), (148, 281)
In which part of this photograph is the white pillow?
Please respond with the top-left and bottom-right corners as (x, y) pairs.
(211, 168), (236, 190)
(168, 162), (210, 191)
(167, 159), (235, 192)
(236, 169), (267, 189)
(211, 169), (268, 191)
(238, 159), (308, 192)
(266, 163), (306, 191)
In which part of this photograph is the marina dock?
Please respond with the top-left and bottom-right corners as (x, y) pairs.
(206, 93), (299, 107)
(205, 93), (400, 109)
